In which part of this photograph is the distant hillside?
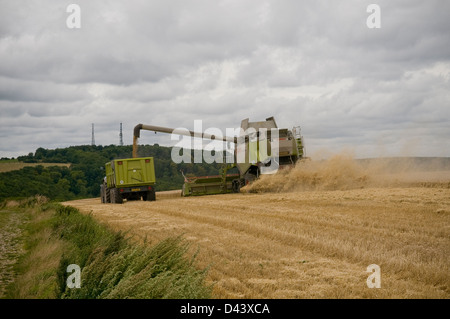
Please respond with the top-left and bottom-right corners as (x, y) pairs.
(0, 162), (70, 173)
(0, 144), (228, 202)
(2, 146), (448, 202)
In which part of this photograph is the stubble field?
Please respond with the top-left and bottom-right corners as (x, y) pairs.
(64, 156), (450, 298)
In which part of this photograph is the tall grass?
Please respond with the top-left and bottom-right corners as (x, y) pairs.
(4, 197), (211, 299)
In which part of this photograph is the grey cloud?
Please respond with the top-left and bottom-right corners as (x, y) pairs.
(0, 0), (449, 158)
(0, 77), (92, 103)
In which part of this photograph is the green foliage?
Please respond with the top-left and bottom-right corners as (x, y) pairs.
(62, 236), (210, 299)
(0, 165), (83, 201)
(0, 158), (18, 163)
(1, 144), (227, 201)
(5, 198), (211, 299)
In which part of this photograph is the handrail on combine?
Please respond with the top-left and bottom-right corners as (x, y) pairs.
(180, 170), (198, 183)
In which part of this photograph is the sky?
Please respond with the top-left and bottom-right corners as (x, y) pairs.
(1, 0), (449, 159)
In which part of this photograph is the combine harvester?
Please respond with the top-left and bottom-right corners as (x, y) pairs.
(133, 116), (305, 196)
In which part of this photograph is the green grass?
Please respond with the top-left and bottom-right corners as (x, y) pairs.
(0, 159), (19, 163)
(3, 196), (211, 299)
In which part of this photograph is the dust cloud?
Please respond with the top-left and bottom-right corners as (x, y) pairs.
(244, 153), (450, 193)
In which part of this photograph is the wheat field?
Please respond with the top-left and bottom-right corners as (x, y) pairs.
(65, 189), (450, 299)
(64, 157), (450, 299)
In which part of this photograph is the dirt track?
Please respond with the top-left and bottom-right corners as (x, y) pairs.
(64, 185), (450, 299)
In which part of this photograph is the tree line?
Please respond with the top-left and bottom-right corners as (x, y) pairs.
(0, 144), (232, 202)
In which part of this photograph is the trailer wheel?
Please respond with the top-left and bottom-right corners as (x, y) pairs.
(142, 189), (156, 201)
(110, 188), (115, 203)
(111, 188), (123, 204)
(100, 184), (105, 203)
(149, 189), (156, 201)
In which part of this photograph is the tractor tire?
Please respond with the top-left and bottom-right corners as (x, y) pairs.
(232, 179), (241, 193)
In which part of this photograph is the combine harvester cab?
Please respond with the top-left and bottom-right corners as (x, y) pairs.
(101, 157), (156, 204)
(231, 116), (305, 192)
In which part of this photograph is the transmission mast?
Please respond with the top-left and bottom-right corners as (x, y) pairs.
(91, 123), (95, 146)
(119, 122), (124, 146)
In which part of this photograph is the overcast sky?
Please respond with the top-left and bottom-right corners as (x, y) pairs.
(1, 0), (449, 159)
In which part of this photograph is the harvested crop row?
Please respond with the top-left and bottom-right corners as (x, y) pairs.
(65, 184), (450, 299)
